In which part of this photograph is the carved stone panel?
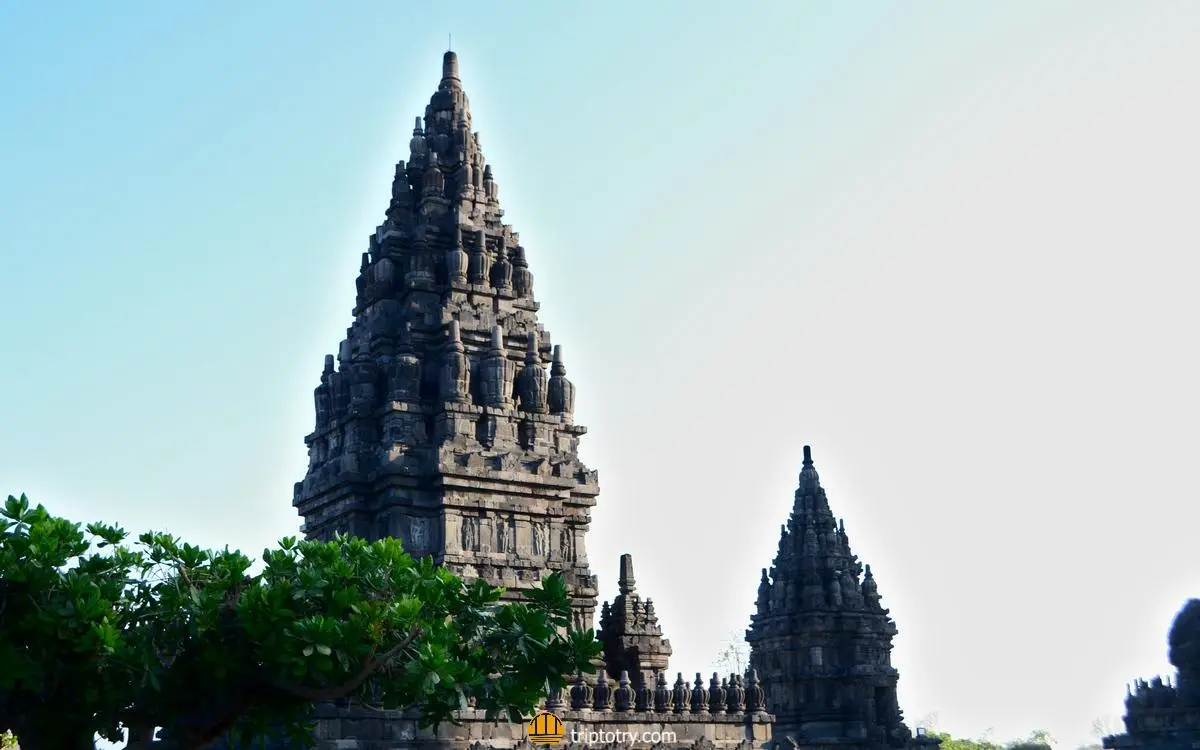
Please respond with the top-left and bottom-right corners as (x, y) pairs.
(531, 521), (549, 558)
(384, 412), (427, 445)
(409, 517), (431, 555)
(496, 515), (515, 554)
(461, 515), (481, 552)
(559, 526), (576, 562)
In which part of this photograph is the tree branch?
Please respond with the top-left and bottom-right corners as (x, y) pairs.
(270, 626), (423, 702)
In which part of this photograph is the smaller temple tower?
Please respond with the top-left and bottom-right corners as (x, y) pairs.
(1103, 599), (1200, 750)
(747, 447), (927, 750)
(597, 554), (673, 682)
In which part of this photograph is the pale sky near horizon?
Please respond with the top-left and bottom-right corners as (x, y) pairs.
(3, 3), (1199, 748)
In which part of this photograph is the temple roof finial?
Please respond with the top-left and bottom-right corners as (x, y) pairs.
(797, 444), (822, 493)
(618, 553), (636, 595)
(442, 50), (460, 84)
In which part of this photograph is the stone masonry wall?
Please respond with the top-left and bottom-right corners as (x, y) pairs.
(311, 705), (771, 750)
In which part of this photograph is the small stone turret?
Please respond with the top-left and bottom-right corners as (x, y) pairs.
(476, 325), (512, 407)
(387, 322), (421, 402)
(439, 321), (470, 403)
(490, 244), (512, 293)
(511, 245), (533, 298)
(598, 554), (673, 682)
(516, 331), (549, 413)
(548, 344), (575, 418)
(446, 225), (468, 284)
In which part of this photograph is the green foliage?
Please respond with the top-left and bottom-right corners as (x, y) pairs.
(0, 494), (602, 750)
(927, 732), (1004, 750)
(0, 730), (16, 749)
(926, 729), (1055, 750)
(1009, 729), (1055, 750)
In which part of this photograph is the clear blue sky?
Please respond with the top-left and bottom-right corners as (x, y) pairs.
(3, 3), (1199, 747)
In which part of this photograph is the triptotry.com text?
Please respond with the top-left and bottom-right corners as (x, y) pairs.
(568, 729), (678, 744)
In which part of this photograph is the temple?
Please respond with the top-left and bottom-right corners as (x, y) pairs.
(292, 48), (599, 631)
(1103, 599), (1200, 750)
(747, 447), (925, 749)
(292, 51), (934, 750)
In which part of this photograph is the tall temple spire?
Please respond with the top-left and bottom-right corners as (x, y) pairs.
(293, 53), (599, 631)
(747, 445), (919, 748)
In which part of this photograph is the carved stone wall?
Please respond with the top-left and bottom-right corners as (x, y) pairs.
(312, 702), (771, 750)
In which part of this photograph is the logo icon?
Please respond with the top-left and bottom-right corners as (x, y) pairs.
(527, 711), (566, 746)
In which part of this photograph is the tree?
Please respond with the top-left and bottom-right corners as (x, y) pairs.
(1007, 729), (1054, 750)
(712, 629), (750, 676)
(920, 725), (1056, 750)
(926, 732), (1003, 750)
(0, 494), (602, 750)
(1090, 716), (1122, 741)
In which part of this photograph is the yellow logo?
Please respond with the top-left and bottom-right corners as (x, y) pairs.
(527, 711), (566, 746)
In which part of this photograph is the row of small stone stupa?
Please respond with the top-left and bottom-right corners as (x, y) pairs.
(551, 667), (769, 715)
(316, 324), (574, 426)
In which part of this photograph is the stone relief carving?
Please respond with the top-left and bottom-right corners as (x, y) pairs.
(559, 527), (575, 562)
(409, 517), (430, 554)
(461, 516), (480, 551)
(496, 516), (514, 553)
(531, 522), (548, 557)
(498, 452), (520, 473)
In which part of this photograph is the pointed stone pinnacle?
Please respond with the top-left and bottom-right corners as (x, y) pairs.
(618, 553), (636, 595)
(526, 330), (539, 361)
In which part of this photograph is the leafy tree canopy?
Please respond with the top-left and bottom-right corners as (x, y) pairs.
(0, 494), (602, 750)
(926, 728), (1056, 750)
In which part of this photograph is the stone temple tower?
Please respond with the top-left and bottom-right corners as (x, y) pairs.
(747, 447), (921, 750)
(292, 50), (600, 631)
